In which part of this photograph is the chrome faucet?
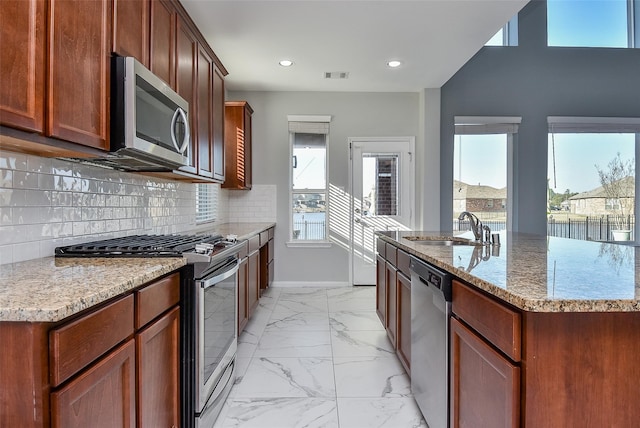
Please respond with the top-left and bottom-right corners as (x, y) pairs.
(457, 211), (489, 243)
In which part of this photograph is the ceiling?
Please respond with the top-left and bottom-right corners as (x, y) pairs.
(181, 0), (529, 93)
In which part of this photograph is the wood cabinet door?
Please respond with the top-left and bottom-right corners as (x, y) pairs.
(243, 105), (252, 187)
(196, 45), (213, 178)
(51, 339), (136, 428)
(47, 0), (110, 149)
(112, 0), (149, 66)
(175, 16), (198, 174)
(451, 317), (520, 428)
(136, 306), (180, 428)
(397, 271), (411, 375)
(376, 255), (386, 325)
(0, 0), (45, 132)
(212, 65), (226, 182)
(238, 256), (249, 333)
(248, 250), (260, 317)
(149, 0), (175, 87)
(385, 261), (397, 347)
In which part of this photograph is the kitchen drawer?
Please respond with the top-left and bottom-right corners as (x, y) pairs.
(238, 239), (249, 259)
(259, 230), (269, 246)
(50, 294), (134, 387)
(397, 249), (411, 277)
(135, 272), (180, 329)
(452, 280), (521, 362)
(248, 235), (260, 253)
(385, 243), (397, 266)
(376, 238), (386, 258)
(268, 227), (275, 240)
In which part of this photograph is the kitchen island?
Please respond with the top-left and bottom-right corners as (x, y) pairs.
(377, 230), (640, 428)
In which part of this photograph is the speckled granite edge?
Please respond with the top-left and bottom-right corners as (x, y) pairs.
(0, 223), (275, 323)
(377, 234), (640, 313)
(0, 257), (186, 322)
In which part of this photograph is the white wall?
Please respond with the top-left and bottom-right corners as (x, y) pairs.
(227, 90), (424, 284)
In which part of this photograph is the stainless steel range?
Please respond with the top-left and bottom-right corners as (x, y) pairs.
(55, 233), (243, 428)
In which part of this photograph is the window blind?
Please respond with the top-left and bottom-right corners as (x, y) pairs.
(196, 183), (217, 223)
(547, 117), (640, 133)
(287, 115), (331, 134)
(454, 116), (521, 135)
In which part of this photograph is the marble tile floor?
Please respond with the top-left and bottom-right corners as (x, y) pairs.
(212, 286), (428, 428)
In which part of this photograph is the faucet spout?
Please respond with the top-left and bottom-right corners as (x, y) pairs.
(458, 211), (484, 242)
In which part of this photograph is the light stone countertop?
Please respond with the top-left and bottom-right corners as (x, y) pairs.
(0, 222), (275, 322)
(378, 230), (640, 313)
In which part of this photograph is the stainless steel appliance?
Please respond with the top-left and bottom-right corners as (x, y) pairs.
(63, 56), (190, 172)
(410, 256), (452, 428)
(55, 233), (243, 427)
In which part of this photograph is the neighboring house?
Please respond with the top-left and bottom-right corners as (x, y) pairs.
(453, 180), (506, 214)
(569, 176), (635, 216)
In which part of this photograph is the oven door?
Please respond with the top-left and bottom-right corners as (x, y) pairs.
(195, 256), (239, 413)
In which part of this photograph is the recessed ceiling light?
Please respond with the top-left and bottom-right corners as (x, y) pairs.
(387, 60), (402, 68)
(279, 60), (294, 67)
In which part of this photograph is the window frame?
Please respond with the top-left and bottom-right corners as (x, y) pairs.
(287, 115), (332, 246)
(546, 0), (639, 48)
(546, 116), (640, 242)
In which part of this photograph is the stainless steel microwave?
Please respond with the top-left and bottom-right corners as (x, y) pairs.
(107, 56), (190, 171)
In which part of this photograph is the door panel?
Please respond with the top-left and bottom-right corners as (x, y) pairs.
(350, 138), (414, 285)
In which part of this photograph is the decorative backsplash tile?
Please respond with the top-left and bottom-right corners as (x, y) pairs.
(0, 150), (229, 265)
(227, 185), (277, 222)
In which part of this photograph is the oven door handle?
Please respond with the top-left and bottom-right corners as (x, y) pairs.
(198, 259), (240, 289)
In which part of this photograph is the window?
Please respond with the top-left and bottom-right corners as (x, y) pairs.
(485, 15), (519, 46)
(289, 116), (331, 242)
(196, 183), (217, 223)
(453, 117), (520, 234)
(547, 117), (640, 241)
(547, 0), (638, 48)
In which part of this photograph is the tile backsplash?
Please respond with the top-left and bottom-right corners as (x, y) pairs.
(0, 149), (277, 265)
(0, 150), (200, 264)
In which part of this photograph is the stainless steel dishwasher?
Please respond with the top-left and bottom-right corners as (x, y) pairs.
(410, 256), (452, 428)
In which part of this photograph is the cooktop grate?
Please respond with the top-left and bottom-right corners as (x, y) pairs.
(54, 234), (223, 257)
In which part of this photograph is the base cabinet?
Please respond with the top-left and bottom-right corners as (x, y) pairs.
(51, 340), (136, 428)
(0, 271), (181, 428)
(136, 306), (180, 428)
(396, 271), (411, 375)
(450, 318), (520, 428)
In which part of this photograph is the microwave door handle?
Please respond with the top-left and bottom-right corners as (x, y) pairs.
(170, 107), (190, 154)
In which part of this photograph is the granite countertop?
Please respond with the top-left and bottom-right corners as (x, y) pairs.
(0, 222), (275, 323)
(378, 230), (640, 313)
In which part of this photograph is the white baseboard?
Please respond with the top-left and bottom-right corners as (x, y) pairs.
(270, 281), (350, 288)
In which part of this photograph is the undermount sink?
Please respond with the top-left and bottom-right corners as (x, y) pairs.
(403, 236), (481, 246)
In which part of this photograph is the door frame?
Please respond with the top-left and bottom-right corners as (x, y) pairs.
(348, 136), (415, 286)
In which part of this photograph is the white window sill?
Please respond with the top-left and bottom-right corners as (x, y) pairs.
(286, 241), (333, 248)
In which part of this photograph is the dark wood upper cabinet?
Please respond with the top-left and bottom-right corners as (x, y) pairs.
(223, 101), (253, 189)
(0, 0), (45, 133)
(196, 45), (214, 178)
(112, 0), (150, 67)
(175, 16), (198, 174)
(212, 65), (226, 182)
(47, 0), (110, 150)
(149, 0), (176, 88)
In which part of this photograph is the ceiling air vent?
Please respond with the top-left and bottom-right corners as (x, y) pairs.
(324, 71), (349, 79)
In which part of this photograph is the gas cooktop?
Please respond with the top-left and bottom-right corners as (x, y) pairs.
(54, 234), (239, 262)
